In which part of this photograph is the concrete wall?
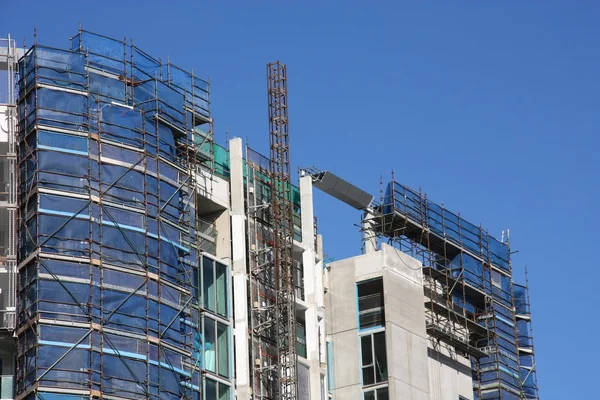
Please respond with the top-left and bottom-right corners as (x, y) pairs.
(196, 167), (229, 210)
(326, 249), (396, 398)
(214, 209), (231, 260)
(379, 244), (431, 400)
(427, 346), (474, 400)
(326, 253), (370, 398)
(327, 243), (474, 400)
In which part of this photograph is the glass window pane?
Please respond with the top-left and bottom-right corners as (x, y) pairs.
(362, 365), (375, 386)
(361, 335), (373, 366)
(373, 332), (388, 383)
(204, 317), (216, 373)
(377, 387), (389, 400)
(194, 266), (200, 303)
(218, 383), (230, 400)
(203, 256), (215, 311)
(297, 321), (307, 358)
(327, 341), (334, 392)
(205, 378), (217, 400)
(216, 261), (227, 316)
(364, 389), (375, 400)
(492, 270), (501, 288)
(217, 322), (229, 378)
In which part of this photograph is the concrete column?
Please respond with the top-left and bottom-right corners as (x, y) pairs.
(214, 210), (231, 260)
(229, 138), (251, 400)
(314, 259), (324, 309)
(362, 208), (378, 254)
(299, 175), (322, 400)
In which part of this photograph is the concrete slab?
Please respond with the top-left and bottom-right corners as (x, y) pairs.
(391, 378), (430, 400)
(387, 323), (431, 395)
(331, 329), (360, 390)
(327, 259), (359, 335)
(383, 268), (428, 339)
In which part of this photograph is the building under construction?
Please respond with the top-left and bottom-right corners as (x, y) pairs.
(0, 29), (539, 400)
(312, 171), (539, 399)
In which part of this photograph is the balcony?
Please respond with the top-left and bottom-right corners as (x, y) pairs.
(197, 217), (217, 254)
(0, 310), (15, 331)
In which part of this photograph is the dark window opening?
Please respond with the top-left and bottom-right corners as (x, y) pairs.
(296, 319), (307, 358)
(364, 386), (389, 400)
(358, 279), (385, 329)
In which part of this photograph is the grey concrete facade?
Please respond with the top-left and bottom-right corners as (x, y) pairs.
(326, 244), (474, 400)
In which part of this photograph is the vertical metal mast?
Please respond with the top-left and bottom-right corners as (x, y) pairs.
(3, 35), (17, 330)
(267, 61), (297, 400)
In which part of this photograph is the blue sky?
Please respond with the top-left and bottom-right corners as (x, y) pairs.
(5, 1), (598, 397)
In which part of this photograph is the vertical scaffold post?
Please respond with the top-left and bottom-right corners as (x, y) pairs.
(267, 61), (297, 400)
(4, 34), (17, 330)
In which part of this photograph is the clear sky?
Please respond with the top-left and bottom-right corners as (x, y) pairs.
(4, 1), (597, 397)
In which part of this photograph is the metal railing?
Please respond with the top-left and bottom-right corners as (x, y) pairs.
(197, 217), (217, 240)
(197, 217), (218, 254)
(358, 294), (385, 329)
(0, 310), (15, 331)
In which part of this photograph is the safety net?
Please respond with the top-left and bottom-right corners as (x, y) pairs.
(16, 30), (231, 400)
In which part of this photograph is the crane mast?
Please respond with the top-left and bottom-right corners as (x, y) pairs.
(268, 61), (297, 400)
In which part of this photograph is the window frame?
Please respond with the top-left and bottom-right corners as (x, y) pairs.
(362, 383), (390, 400)
(359, 328), (388, 388)
(204, 375), (233, 400)
(296, 318), (307, 359)
(491, 269), (502, 288)
(202, 313), (231, 379)
(199, 253), (230, 318)
(357, 278), (385, 331)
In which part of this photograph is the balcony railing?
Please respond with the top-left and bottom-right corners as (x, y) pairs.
(197, 217), (217, 239)
(197, 217), (217, 254)
(358, 293), (385, 329)
(0, 310), (15, 331)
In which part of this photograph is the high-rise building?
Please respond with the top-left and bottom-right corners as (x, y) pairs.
(0, 29), (539, 400)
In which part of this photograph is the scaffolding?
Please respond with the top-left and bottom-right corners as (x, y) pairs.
(244, 62), (299, 400)
(15, 29), (232, 400)
(513, 271), (539, 399)
(246, 146), (279, 399)
(363, 177), (539, 400)
(246, 146), (306, 398)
